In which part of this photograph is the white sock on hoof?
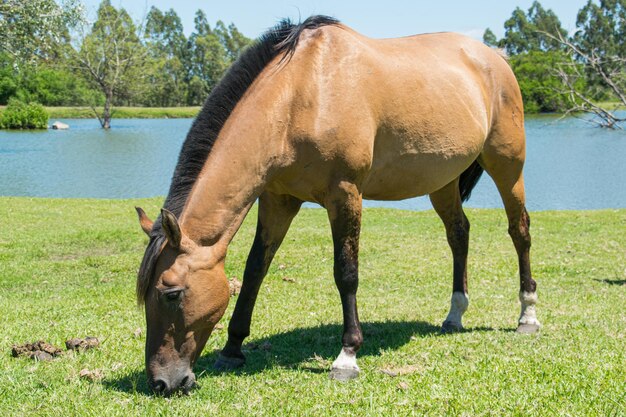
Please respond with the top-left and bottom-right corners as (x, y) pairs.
(519, 291), (540, 326)
(444, 291), (469, 327)
(332, 348), (359, 371)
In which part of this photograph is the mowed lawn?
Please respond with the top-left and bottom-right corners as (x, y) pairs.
(0, 197), (624, 416)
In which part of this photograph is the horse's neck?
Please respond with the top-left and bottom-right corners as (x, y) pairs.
(178, 111), (280, 257)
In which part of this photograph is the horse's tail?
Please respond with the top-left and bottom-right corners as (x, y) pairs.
(459, 160), (484, 202)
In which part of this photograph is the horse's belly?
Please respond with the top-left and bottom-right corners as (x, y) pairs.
(361, 154), (472, 200)
(361, 128), (484, 200)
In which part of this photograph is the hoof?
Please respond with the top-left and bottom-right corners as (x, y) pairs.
(329, 367), (359, 381)
(516, 323), (540, 334)
(213, 353), (245, 371)
(441, 320), (464, 334)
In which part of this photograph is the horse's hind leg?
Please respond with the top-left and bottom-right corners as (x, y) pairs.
(481, 129), (540, 333)
(215, 191), (302, 370)
(325, 182), (363, 381)
(497, 175), (540, 333)
(430, 179), (470, 333)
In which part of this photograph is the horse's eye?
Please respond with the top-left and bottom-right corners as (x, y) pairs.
(163, 289), (183, 302)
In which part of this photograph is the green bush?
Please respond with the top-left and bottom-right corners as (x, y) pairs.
(510, 50), (585, 113)
(0, 98), (48, 129)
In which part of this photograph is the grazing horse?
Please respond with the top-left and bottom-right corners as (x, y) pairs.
(135, 16), (540, 394)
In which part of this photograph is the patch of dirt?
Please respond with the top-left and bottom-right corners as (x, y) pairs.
(11, 340), (63, 361)
(65, 337), (99, 351)
(229, 277), (242, 296)
(397, 381), (410, 390)
(79, 368), (103, 381)
(379, 364), (425, 377)
(282, 277), (296, 283)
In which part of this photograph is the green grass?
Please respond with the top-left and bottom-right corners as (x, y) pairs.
(593, 101), (624, 111)
(0, 197), (624, 416)
(44, 106), (201, 119)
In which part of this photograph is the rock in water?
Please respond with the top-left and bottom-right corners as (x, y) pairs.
(51, 121), (69, 130)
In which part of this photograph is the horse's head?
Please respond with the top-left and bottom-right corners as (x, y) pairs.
(135, 208), (230, 395)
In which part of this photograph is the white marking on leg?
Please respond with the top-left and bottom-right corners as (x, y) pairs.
(519, 291), (541, 326)
(444, 291), (469, 328)
(331, 348), (359, 371)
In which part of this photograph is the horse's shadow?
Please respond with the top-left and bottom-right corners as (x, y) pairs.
(594, 278), (626, 286)
(104, 320), (494, 395)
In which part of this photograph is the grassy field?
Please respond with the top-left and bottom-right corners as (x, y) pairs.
(44, 106), (201, 119)
(0, 197), (624, 416)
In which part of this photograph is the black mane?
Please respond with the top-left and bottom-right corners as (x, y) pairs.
(137, 15), (340, 303)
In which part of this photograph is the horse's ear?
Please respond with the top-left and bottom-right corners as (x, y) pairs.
(161, 208), (182, 249)
(135, 207), (153, 236)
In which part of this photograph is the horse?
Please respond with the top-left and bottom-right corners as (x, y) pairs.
(135, 15), (540, 395)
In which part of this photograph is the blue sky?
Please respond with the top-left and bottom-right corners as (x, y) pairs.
(82, 0), (589, 40)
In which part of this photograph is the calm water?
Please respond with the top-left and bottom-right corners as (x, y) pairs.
(0, 116), (624, 210)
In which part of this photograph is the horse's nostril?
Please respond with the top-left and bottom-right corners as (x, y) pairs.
(152, 379), (168, 394)
(180, 373), (196, 394)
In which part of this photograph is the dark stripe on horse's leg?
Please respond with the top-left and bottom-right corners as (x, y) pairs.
(514, 207), (535, 293)
(326, 185), (363, 381)
(430, 180), (470, 333)
(216, 193), (302, 369)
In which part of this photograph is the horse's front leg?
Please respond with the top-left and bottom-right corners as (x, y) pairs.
(215, 192), (302, 370)
(326, 183), (363, 381)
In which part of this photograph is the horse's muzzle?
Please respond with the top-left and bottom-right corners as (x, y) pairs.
(149, 368), (196, 396)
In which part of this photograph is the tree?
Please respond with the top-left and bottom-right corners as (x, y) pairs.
(214, 21), (251, 63)
(142, 7), (189, 107)
(510, 51), (585, 113)
(484, 1), (567, 55)
(573, 0), (626, 107)
(483, 1), (581, 114)
(482, 28), (498, 48)
(187, 10), (251, 105)
(1, 1), (253, 114)
(187, 10), (229, 103)
(72, 0), (147, 128)
(543, 0), (626, 128)
(0, 0), (82, 63)
(16, 63), (100, 106)
(0, 54), (18, 103)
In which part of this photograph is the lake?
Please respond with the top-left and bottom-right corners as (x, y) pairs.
(0, 115), (624, 211)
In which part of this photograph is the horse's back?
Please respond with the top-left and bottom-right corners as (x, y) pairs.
(364, 32), (523, 198)
(273, 25), (524, 201)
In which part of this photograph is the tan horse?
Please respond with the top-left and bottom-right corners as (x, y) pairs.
(136, 16), (539, 395)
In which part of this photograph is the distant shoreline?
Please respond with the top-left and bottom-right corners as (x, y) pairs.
(45, 106), (201, 119)
(1, 104), (622, 120)
(45, 104), (622, 119)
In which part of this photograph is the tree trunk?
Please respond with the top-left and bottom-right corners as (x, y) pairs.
(102, 91), (112, 129)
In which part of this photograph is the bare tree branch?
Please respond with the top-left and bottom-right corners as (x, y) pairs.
(541, 29), (626, 129)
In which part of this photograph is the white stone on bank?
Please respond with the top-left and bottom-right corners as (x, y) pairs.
(51, 121), (69, 130)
